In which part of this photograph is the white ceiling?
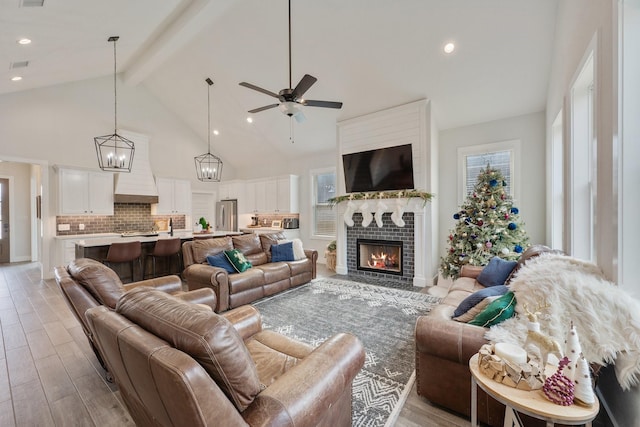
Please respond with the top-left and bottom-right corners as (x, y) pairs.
(1, 0), (559, 170)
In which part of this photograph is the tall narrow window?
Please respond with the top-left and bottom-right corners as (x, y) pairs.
(312, 169), (336, 238)
(458, 140), (520, 205)
(550, 110), (564, 250)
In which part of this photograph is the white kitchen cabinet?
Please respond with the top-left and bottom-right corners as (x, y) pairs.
(218, 180), (244, 201)
(276, 175), (299, 213)
(264, 179), (278, 212)
(242, 175), (299, 214)
(59, 168), (114, 215)
(153, 178), (191, 214)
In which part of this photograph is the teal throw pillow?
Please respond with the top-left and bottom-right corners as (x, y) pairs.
(453, 285), (508, 318)
(207, 253), (236, 274)
(468, 291), (517, 327)
(271, 242), (295, 262)
(224, 249), (252, 273)
(477, 256), (518, 287)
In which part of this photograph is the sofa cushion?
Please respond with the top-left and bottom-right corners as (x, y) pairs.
(271, 242), (295, 262)
(477, 257), (518, 287)
(207, 253), (236, 274)
(468, 291), (517, 327)
(116, 287), (262, 412)
(232, 233), (263, 256)
(68, 258), (124, 308)
(452, 285), (509, 318)
(277, 238), (306, 260)
(225, 249), (253, 273)
(259, 232), (287, 261)
(452, 295), (500, 322)
(192, 236), (233, 264)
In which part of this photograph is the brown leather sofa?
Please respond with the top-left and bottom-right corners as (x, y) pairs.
(54, 258), (216, 372)
(415, 245), (554, 427)
(182, 232), (318, 312)
(86, 287), (365, 427)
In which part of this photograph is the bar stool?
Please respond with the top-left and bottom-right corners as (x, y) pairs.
(144, 238), (182, 279)
(103, 241), (142, 283)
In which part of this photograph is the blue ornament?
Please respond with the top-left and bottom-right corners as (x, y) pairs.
(490, 179), (498, 187)
(510, 207), (519, 214)
(453, 213), (460, 220)
(515, 245), (523, 253)
(508, 222), (517, 230)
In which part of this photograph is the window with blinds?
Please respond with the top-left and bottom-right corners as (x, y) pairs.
(313, 170), (336, 237)
(465, 150), (512, 197)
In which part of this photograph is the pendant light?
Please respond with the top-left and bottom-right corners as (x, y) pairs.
(94, 36), (135, 172)
(194, 78), (223, 182)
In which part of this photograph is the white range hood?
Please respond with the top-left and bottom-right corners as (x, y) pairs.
(113, 131), (159, 204)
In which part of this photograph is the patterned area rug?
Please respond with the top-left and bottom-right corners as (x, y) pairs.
(253, 277), (441, 427)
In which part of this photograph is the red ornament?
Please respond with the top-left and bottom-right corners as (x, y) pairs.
(501, 193), (506, 200)
(449, 234), (453, 241)
(504, 213), (510, 220)
(477, 220), (484, 226)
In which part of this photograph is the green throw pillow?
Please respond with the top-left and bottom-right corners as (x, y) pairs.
(468, 291), (516, 327)
(224, 249), (252, 273)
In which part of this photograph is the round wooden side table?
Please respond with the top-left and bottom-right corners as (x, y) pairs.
(469, 353), (599, 427)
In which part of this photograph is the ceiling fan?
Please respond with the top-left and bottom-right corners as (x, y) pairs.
(239, 0), (343, 123)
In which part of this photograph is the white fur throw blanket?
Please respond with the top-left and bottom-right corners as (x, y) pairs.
(486, 253), (640, 390)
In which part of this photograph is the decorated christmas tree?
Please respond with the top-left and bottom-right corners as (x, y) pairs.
(440, 164), (530, 279)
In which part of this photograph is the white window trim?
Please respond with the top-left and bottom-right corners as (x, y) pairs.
(457, 139), (521, 205)
(310, 167), (337, 239)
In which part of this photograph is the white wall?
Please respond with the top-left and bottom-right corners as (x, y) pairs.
(438, 112), (547, 259)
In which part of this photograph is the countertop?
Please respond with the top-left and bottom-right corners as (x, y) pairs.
(62, 230), (242, 247)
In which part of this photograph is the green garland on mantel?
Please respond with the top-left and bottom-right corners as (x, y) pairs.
(328, 189), (434, 207)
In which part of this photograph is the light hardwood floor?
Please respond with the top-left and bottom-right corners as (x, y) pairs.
(0, 261), (470, 426)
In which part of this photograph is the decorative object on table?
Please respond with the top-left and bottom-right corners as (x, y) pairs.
(523, 302), (563, 374)
(543, 356), (575, 406)
(439, 164), (530, 279)
(477, 343), (544, 390)
(194, 78), (223, 182)
(94, 36), (135, 173)
(198, 217), (209, 231)
(564, 320), (583, 382)
(573, 353), (596, 407)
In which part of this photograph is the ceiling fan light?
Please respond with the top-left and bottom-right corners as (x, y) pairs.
(279, 101), (302, 116)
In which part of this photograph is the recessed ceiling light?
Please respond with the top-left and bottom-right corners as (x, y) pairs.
(11, 76), (23, 81)
(213, 129), (219, 136)
(18, 38), (32, 45)
(246, 117), (253, 123)
(443, 42), (455, 54)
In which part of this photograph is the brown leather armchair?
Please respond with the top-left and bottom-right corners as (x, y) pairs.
(54, 258), (216, 373)
(86, 288), (365, 427)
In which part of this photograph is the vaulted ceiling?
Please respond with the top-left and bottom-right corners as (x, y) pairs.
(1, 0), (559, 169)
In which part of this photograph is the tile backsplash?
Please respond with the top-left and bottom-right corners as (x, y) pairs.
(56, 203), (186, 236)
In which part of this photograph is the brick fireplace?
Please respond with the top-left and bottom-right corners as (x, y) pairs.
(347, 213), (414, 282)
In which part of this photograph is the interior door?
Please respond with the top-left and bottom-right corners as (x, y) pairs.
(0, 178), (9, 263)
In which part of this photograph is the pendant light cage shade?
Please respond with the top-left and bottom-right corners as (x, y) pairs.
(94, 134), (135, 172)
(195, 77), (223, 182)
(195, 153), (223, 181)
(94, 35), (135, 173)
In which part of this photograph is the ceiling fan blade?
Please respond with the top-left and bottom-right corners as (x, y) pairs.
(303, 100), (343, 109)
(291, 74), (317, 99)
(248, 104), (279, 113)
(239, 82), (280, 99)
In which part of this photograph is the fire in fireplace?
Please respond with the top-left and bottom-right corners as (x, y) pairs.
(357, 239), (403, 276)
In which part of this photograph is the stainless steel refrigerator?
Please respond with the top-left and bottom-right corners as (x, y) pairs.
(215, 199), (238, 231)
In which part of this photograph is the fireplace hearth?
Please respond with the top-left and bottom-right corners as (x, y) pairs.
(357, 239), (403, 276)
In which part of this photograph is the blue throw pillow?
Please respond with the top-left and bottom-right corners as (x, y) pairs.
(271, 242), (295, 262)
(477, 256), (518, 287)
(453, 285), (509, 318)
(206, 253), (236, 274)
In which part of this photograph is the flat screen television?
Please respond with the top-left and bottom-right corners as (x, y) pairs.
(342, 144), (414, 193)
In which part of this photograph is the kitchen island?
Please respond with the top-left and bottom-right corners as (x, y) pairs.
(72, 230), (242, 281)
